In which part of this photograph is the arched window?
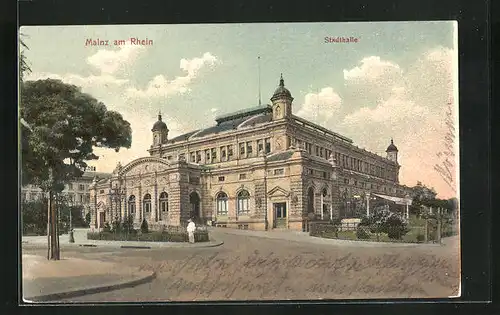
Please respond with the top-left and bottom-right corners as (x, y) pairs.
(216, 192), (228, 216)
(128, 195), (136, 216)
(159, 192), (168, 212)
(159, 192), (168, 220)
(307, 187), (314, 213)
(237, 190), (250, 215)
(143, 194), (152, 213)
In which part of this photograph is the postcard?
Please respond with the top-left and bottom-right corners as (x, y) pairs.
(20, 22), (460, 302)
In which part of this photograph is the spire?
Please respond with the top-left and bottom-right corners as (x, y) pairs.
(258, 56), (262, 106)
(158, 110), (162, 121)
(391, 138), (393, 144)
(279, 73), (284, 87)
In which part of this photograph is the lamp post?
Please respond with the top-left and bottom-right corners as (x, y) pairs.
(68, 194), (75, 243)
(111, 186), (126, 224)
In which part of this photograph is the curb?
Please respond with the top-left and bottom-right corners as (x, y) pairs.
(24, 240), (224, 249)
(24, 271), (157, 302)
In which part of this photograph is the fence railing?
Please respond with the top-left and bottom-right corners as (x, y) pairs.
(309, 221), (456, 244)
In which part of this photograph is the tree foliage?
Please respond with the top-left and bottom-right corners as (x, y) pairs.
(20, 79), (132, 191)
(409, 181), (455, 216)
(19, 35), (31, 82)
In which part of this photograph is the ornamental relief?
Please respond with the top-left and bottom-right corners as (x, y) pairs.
(122, 161), (167, 177)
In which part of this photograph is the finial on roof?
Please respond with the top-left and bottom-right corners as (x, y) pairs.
(391, 138), (394, 144)
(279, 73), (284, 87)
(158, 110), (162, 121)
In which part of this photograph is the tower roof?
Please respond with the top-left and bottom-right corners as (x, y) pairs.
(271, 73), (292, 101)
(386, 138), (398, 152)
(152, 112), (168, 132)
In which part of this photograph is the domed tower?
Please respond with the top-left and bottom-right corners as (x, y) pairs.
(270, 73), (294, 120)
(386, 138), (399, 163)
(151, 111), (169, 146)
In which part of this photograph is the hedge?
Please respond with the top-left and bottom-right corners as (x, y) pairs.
(87, 230), (210, 242)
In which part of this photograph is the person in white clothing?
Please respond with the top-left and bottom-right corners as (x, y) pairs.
(186, 219), (196, 243)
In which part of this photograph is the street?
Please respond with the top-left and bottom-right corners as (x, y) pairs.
(22, 228), (460, 301)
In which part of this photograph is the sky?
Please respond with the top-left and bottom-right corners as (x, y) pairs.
(20, 22), (459, 199)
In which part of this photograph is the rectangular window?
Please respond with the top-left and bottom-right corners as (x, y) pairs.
(307, 143), (312, 155)
(246, 142), (253, 156)
(218, 176), (225, 182)
(167, 155), (172, 160)
(190, 152), (196, 162)
(257, 140), (264, 153)
(196, 151), (201, 163)
(79, 184), (85, 191)
(205, 150), (210, 162)
(68, 183), (73, 190)
(227, 145), (234, 158)
(354, 180), (358, 186)
(322, 171), (327, 179)
(273, 168), (284, 176)
(239, 143), (246, 156)
(265, 138), (271, 153)
(239, 173), (247, 180)
(221, 146), (226, 159)
(309, 169), (314, 175)
(344, 178), (349, 184)
(211, 148), (217, 162)
(99, 190), (105, 194)
(315, 146), (319, 156)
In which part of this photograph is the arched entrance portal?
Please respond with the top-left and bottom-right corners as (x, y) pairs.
(189, 192), (201, 223)
(307, 187), (314, 214)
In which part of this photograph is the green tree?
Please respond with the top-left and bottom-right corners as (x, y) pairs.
(19, 35), (31, 82)
(20, 79), (132, 260)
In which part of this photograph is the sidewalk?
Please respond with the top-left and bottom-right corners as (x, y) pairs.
(210, 227), (446, 248)
(22, 254), (156, 302)
(22, 228), (224, 249)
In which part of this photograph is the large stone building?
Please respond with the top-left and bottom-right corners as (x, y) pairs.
(22, 167), (111, 217)
(89, 75), (413, 231)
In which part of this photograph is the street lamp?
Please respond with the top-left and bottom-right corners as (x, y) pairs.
(111, 186), (126, 223)
(68, 194), (75, 243)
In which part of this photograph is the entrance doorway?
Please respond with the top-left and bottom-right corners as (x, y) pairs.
(99, 212), (105, 229)
(273, 202), (287, 228)
(189, 192), (201, 222)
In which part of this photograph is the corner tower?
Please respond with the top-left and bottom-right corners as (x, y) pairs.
(386, 138), (399, 163)
(270, 74), (293, 120)
(151, 111), (169, 146)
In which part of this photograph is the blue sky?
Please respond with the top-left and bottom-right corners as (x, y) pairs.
(21, 22), (459, 198)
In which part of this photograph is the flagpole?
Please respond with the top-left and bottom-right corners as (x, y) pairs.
(258, 56), (262, 106)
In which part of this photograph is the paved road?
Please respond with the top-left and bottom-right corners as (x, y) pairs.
(23, 229), (460, 301)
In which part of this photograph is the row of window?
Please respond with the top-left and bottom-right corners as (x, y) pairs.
(289, 137), (396, 180)
(341, 179), (405, 195)
(185, 138), (272, 165)
(216, 190), (250, 216)
(126, 193), (169, 220)
(66, 183), (87, 191)
(123, 190), (251, 218)
(21, 192), (90, 203)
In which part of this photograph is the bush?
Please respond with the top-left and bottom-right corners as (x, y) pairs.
(103, 222), (111, 233)
(356, 226), (370, 239)
(140, 219), (149, 234)
(86, 230), (209, 242)
(112, 218), (122, 233)
(385, 215), (409, 239)
(416, 234), (425, 243)
(85, 212), (91, 227)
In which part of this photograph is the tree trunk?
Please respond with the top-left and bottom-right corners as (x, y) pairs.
(48, 190), (60, 260)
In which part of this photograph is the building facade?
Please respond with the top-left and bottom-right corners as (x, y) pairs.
(22, 167), (111, 217)
(89, 75), (413, 231)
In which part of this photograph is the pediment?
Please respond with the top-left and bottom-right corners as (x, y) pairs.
(119, 157), (170, 177)
(268, 186), (289, 197)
